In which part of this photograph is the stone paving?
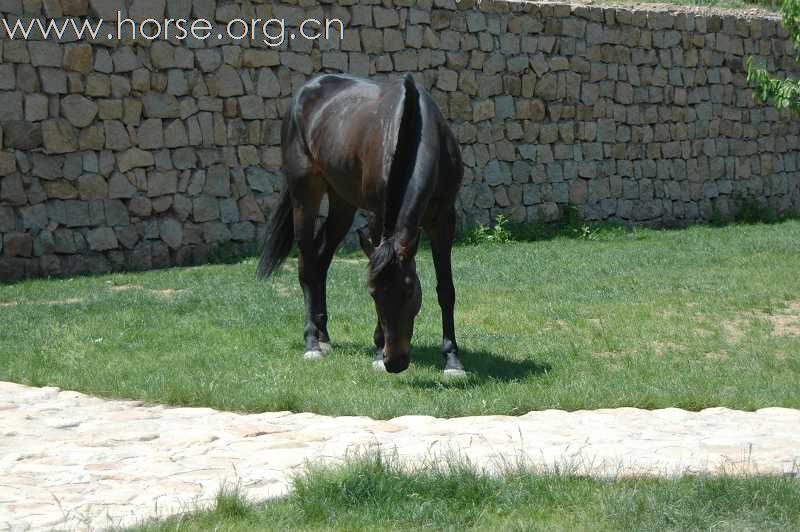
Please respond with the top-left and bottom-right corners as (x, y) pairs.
(1, 381), (799, 531)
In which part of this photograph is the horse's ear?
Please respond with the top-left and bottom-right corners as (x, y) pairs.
(357, 227), (375, 257)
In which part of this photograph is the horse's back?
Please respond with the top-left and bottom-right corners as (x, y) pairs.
(284, 74), (461, 213)
(281, 76), (380, 205)
(294, 74), (381, 117)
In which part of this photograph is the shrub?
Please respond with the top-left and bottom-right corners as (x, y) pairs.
(463, 214), (514, 245)
(747, 0), (800, 112)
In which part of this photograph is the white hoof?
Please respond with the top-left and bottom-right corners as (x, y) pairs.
(372, 359), (386, 372)
(304, 350), (324, 360)
(319, 342), (332, 353)
(443, 368), (467, 379)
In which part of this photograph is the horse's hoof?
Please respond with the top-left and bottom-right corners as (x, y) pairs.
(443, 368), (467, 379)
(304, 350), (324, 360)
(319, 342), (332, 353)
(373, 348), (385, 371)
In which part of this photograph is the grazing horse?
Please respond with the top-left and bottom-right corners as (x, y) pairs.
(257, 73), (464, 376)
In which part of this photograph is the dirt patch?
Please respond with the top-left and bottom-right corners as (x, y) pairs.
(110, 284), (144, 292)
(695, 328), (714, 338)
(555, 320), (571, 331)
(706, 301), (800, 340)
(0, 298), (84, 308)
(593, 351), (625, 358)
(704, 351), (728, 360)
(720, 318), (748, 344)
(683, 301), (800, 342)
(659, 309), (680, 319)
(109, 285), (186, 298)
(652, 341), (689, 356)
(765, 301), (800, 337)
(55, 298), (83, 305)
(690, 313), (747, 343)
(153, 289), (185, 298)
(594, 341), (696, 359)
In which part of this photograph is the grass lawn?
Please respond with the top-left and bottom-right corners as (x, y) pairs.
(588, 0), (779, 12)
(133, 455), (800, 531)
(1, 220), (799, 418)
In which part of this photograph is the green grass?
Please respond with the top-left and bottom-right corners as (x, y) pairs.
(132, 454), (800, 531)
(606, 0), (780, 11)
(2, 221), (799, 418)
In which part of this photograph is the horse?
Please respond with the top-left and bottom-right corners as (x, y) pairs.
(257, 73), (465, 376)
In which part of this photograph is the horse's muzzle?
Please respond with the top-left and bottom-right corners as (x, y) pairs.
(384, 352), (410, 373)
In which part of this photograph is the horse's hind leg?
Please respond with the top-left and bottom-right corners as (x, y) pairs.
(311, 190), (356, 352)
(426, 207), (466, 377)
(291, 178), (327, 360)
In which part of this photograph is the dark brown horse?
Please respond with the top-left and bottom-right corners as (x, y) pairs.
(257, 73), (464, 376)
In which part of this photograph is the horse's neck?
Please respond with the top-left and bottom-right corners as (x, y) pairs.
(385, 173), (432, 247)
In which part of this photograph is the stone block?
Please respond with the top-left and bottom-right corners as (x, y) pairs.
(141, 92), (180, 118)
(138, 119), (164, 150)
(42, 120), (78, 154)
(159, 217), (183, 249)
(3, 121), (43, 150)
(104, 120), (131, 151)
(86, 227), (118, 251)
(193, 195), (218, 223)
(148, 171), (178, 197)
(3, 233), (33, 257)
(78, 175), (108, 200)
(64, 45), (93, 74)
(118, 148), (154, 172)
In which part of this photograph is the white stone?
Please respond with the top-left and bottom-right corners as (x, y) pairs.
(0, 380), (797, 531)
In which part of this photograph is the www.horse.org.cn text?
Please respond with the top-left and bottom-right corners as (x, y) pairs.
(1, 12), (345, 47)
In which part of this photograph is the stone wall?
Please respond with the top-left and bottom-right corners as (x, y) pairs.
(1, 0), (799, 281)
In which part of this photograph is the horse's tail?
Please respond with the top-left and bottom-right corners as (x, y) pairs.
(257, 186), (293, 280)
(384, 73), (426, 232)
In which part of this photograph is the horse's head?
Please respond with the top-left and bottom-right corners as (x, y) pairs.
(358, 229), (422, 373)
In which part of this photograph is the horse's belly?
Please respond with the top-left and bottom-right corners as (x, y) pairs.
(306, 159), (372, 211)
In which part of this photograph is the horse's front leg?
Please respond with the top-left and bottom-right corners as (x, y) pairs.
(372, 320), (386, 370)
(427, 208), (466, 377)
(357, 216), (389, 371)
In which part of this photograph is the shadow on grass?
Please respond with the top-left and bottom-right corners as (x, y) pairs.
(324, 344), (547, 390)
(407, 345), (551, 388)
(338, 342), (550, 387)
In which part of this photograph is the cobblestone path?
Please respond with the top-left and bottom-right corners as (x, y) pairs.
(1, 381), (798, 531)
